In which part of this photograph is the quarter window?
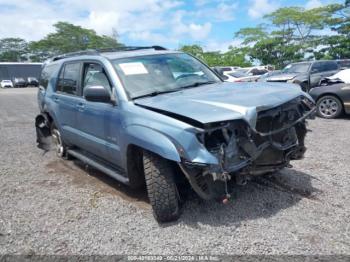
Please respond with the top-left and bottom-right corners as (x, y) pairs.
(39, 64), (58, 90)
(57, 63), (80, 95)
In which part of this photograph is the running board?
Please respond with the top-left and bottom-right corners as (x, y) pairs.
(67, 149), (129, 185)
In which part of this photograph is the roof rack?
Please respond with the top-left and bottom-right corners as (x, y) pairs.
(51, 46), (167, 61)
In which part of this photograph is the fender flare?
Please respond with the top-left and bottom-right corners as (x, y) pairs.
(123, 125), (181, 163)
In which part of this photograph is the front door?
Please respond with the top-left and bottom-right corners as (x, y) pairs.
(75, 62), (122, 166)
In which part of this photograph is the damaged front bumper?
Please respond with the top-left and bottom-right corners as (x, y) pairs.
(180, 96), (316, 199)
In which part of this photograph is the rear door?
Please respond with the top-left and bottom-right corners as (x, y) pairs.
(74, 62), (122, 166)
(53, 61), (82, 145)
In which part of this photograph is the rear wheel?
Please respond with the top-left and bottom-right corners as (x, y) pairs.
(143, 151), (180, 223)
(316, 95), (343, 119)
(51, 124), (68, 158)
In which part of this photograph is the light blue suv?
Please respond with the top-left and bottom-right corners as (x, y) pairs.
(35, 46), (315, 222)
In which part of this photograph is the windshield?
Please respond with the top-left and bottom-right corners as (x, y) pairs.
(283, 63), (311, 73)
(112, 53), (220, 99)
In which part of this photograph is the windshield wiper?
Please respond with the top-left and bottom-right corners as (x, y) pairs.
(132, 89), (179, 100)
(180, 81), (216, 89)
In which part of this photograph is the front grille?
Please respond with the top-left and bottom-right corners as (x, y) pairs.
(255, 96), (311, 134)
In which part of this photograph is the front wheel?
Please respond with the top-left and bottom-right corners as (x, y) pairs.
(143, 151), (180, 223)
(316, 95), (343, 119)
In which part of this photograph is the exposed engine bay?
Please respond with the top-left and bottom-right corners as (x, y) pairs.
(180, 96), (315, 200)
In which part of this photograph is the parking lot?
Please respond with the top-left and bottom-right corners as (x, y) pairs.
(0, 87), (349, 255)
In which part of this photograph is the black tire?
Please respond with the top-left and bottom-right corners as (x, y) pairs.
(143, 151), (180, 223)
(316, 95), (343, 119)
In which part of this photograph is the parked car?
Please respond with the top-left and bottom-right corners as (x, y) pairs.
(26, 77), (39, 87)
(257, 70), (282, 82)
(223, 71), (260, 82)
(0, 80), (13, 88)
(35, 46), (315, 222)
(262, 60), (340, 92)
(336, 59), (350, 69)
(319, 68), (350, 86)
(309, 83), (350, 119)
(13, 77), (26, 88)
(235, 67), (269, 76)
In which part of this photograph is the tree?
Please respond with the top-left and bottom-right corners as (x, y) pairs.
(29, 22), (123, 60)
(315, 1), (350, 59)
(235, 5), (339, 67)
(0, 38), (28, 62)
(179, 44), (251, 67)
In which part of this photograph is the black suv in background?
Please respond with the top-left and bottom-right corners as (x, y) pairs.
(261, 60), (340, 92)
(26, 77), (39, 87)
(12, 77), (27, 88)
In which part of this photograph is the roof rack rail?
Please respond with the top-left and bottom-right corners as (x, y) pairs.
(51, 46), (167, 61)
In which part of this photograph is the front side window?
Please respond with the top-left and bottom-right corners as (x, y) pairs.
(112, 53), (220, 99)
(322, 62), (338, 71)
(83, 63), (111, 92)
(57, 62), (80, 95)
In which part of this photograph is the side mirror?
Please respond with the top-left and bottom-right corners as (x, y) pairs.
(84, 85), (111, 103)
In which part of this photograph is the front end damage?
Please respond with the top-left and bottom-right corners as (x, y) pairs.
(180, 96), (316, 200)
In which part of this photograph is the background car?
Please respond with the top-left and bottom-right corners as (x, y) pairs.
(12, 77), (26, 88)
(309, 83), (350, 119)
(319, 68), (350, 86)
(262, 60), (340, 92)
(26, 77), (39, 87)
(223, 71), (260, 82)
(0, 80), (13, 88)
(337, 59), (350, 69)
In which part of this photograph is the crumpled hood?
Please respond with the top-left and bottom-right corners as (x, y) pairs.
(266, 73), (298, 81)
(135, 82), (308, 128)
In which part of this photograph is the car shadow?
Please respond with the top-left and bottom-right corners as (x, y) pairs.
(46, 158), (149, 208)
(46, 157), (322, 227)
(174, 168), (322, 228)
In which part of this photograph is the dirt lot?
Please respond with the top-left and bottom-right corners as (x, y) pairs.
(0, 87), (349, 255)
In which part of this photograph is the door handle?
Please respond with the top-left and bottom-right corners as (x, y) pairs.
(53, 96), (59, 102)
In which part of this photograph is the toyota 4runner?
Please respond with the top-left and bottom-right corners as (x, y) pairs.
(35, 46), (316, 222)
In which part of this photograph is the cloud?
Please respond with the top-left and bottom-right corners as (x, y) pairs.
(0, 0), (212, 46)
(248, 0), (279, 19)
(305, 0), (323, 9)
(204, 39), (242, 52)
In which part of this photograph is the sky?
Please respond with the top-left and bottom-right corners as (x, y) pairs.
(0, 0), (343, 51)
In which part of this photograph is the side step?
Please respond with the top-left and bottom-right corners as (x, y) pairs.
(67, 149), (129, 185)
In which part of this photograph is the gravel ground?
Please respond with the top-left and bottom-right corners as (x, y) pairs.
(0, 87), (349, 255)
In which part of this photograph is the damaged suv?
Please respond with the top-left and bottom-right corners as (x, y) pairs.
(36, 46), (315, 222)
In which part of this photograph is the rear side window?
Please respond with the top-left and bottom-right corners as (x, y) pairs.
(39, 64), (59, 89)
(322, 61), (339, 71)
(57, 63), (80, 95)
(311, 62), (323, 73)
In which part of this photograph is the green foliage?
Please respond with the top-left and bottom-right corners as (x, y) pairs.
(179, 45), (252, 67)
(29, 22), (122, 60)
(235, 2), (350, 67)
(315, 1), (350, 59)
(0, 38), (28, 62)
